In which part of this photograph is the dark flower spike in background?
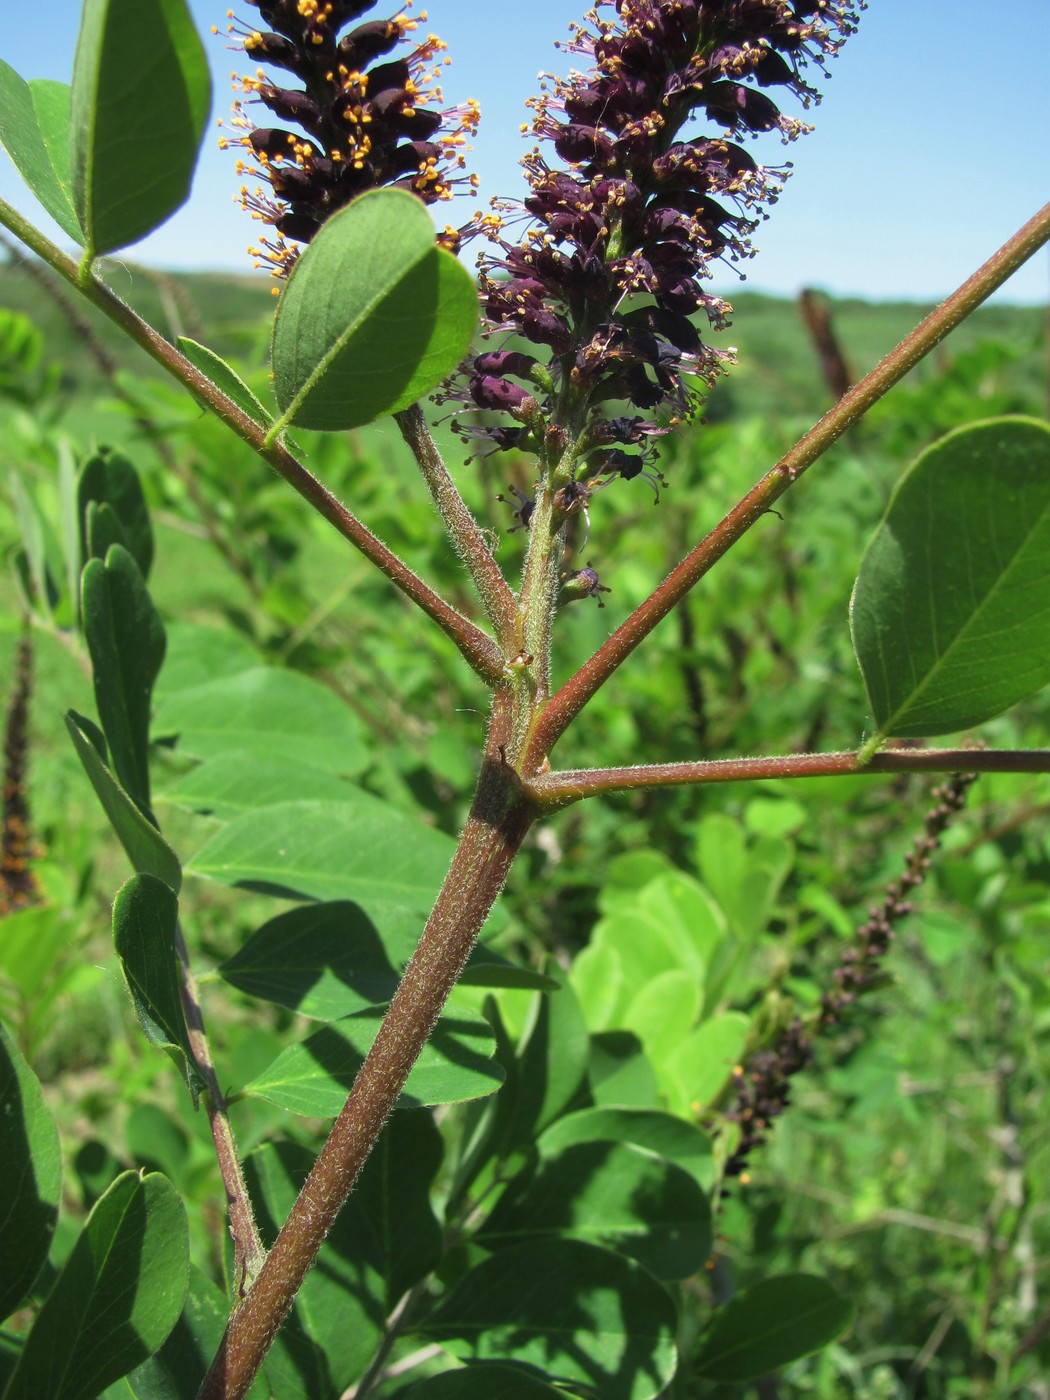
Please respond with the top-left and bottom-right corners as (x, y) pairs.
(454, 0), (862, 512)
(218, 0), (480, 281)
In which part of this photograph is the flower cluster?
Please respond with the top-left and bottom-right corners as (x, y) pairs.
(722, 770), (978, 1179)
(1, 631), (38, 916)
(219, 1), (480, 279)
(457, 0), (861, 487)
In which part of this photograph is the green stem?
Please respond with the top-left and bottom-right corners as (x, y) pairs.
(524, 198), (1050, 764)
(526, 748), (1050, 810)
(0, 198), (505, 687)
(196, 690), (536, 1400)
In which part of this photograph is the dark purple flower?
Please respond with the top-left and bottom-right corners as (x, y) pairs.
(220, 2), (480, 278)
(459, 0), (861, 489)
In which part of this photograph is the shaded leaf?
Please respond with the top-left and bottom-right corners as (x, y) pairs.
(479, 1140), (712, 1281)
(425, 1239), (677, 1400)
(271, 188), (477, 432)
(694, 1273), (854, 1382)
(218, 901), (551, 1022)
(245, 1142), (385, 1399)
(81, 545), (165, 814)
(0, 1020), (61, 1323)
(66, 711), (182, 892)
(70, 0), (210, 255)
(153, 622), (260, 701)
(241, 1003), (503, 1114)
(588, 1031), (660, 1110)
(406, 1366), (566, 1399)
(2, 1171), (189, 1400)
(78, 448), (154, 579)
(98, 1266), (270, 1400)
(508, 967), (589, 1151)
(851, 417), (1050, 740)
(0, 62), (81, 241)
(113, 875), (202, 1097)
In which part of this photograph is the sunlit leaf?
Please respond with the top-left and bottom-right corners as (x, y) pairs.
(0, 62), (81, 241)
(851, 417), (1050, 741)
(271, 188), (477, 432)
(70, 0), (210, 255)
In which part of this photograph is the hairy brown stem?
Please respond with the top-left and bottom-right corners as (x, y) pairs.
(0, 200), (505, 687)
(526, 748), (1050, 810)
(174, 922), (266, 1292)
(524, 199), (1050, 764)
(395, 405), (518, 651)
(197, 691), (536, 1400)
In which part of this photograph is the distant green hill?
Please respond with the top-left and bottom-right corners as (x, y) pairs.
(1, 256), (1044, 426)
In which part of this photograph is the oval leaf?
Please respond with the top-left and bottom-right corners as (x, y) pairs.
(152, 666), (367, 776)
(218, 901), (544, 1022)
(850, 417), (1050, 740)
(407, 1366), (567, 1399)
(186, 796), (454, 930)
(113, 874), (202, 1097)
(0, 62), (82, 242)
(424, 1239), (678, 1400)
(694, 1272), (854, 1383)
(78, 448), (154, 579)
(241, 1004), (503, 1114)
(270, 188), (478, 431)
(81, 544), (166, 815)
(0, 1020), (61, 1323)
(70, 0), (210, 255)
(537, 1108), (715, 1192)
(66, 711), (182, 893)
(478, 1140), (712, 1281)
(2, 1171), (189, 1400)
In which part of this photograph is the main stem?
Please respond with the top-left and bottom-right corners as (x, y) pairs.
(197, 689), (536, 1400)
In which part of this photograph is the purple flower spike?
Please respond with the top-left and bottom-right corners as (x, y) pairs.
(220, 1), (481, 280)
(459, 0), (862, 488)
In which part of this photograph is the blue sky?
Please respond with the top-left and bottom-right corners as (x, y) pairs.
(1, 1), (1047, 304)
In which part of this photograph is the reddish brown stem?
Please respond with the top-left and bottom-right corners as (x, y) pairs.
(197, 693), (536, 1400)
(174, 921), (266, 1293)
(0, 199), (506, 687)
(526, 748), (1050, 810)
(524, 199), (1050, 765)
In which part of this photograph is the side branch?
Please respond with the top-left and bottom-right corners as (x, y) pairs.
(174, 921), (266, 1293)
(0, 200), (505, 687)
(526, 748), (1050, 810)
(525, 200), (1050, 762)
(395, 405), (518, 652)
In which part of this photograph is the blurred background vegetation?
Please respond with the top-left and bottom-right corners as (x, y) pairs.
(1, 249), (1048, 1398)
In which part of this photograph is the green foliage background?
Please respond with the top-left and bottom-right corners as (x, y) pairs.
(1, 255), (1049, 1398)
